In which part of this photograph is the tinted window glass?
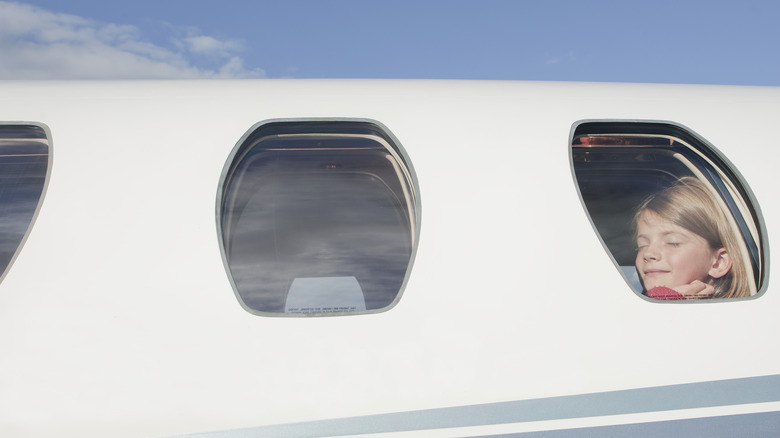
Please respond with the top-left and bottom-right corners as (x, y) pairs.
(571, 121), (764, 301)
(218, 120), (419, 316)
(0, 124), (51, 282)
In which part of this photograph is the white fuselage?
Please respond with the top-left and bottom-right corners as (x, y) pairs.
(0, 80), (778, 437)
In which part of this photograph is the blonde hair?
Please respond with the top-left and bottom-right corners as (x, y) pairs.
(633, 177), (751, 299)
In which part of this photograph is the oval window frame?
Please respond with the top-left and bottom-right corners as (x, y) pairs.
(569, 119), (768, 302)
(0, 122), (53, 286)
(216, 118), (421, 316)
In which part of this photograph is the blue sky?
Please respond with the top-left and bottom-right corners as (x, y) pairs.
(1, 0), (778, 85)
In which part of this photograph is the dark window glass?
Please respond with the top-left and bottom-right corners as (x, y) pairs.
(0, 124), (51, 282)
(571, 121), (764, 301)
(218, 120), (419, 316)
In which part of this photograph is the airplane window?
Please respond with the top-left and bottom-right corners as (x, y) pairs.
(570, 121), (765, 301)
(0, 124), (51, 283)
(218, 120), (419, 316)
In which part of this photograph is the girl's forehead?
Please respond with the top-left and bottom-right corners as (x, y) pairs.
(637, 210), (695, 236)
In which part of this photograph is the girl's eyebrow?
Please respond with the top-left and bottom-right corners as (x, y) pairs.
(636, 231), (689, 241)
(660, 230), (689, 239)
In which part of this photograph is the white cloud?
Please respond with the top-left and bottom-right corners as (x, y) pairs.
(183, 34), (243, 58)
(545, 50), (575, 66)
(0, 1), (265, 79)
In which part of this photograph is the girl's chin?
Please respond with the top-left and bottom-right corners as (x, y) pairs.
(641, 280), (666, 290)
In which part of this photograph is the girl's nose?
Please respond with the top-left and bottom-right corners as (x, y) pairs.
(643, 243), (660, 261)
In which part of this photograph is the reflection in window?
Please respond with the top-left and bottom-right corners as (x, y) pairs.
(571, 121), (764, 301)
(218, 120), (419, 316)
(0, 124), (51, 282)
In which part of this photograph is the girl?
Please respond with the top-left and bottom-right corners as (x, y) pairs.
(633, 177), (751, 300)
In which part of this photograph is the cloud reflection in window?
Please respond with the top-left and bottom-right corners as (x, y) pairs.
(219, 122), (418, 316)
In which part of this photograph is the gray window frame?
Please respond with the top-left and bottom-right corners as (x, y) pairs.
(216, 118), (421, 317)
(0, 122), (53, 285)
(569, 119), (768, 302)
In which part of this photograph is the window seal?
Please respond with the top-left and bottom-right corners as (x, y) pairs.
(216, 118), (421, 317)
(569, 119), (768, 302)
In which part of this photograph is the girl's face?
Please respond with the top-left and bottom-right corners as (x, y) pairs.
(635, 210), (718, 290)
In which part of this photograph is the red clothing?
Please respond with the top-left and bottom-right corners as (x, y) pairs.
(646, 286), (686, 300)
